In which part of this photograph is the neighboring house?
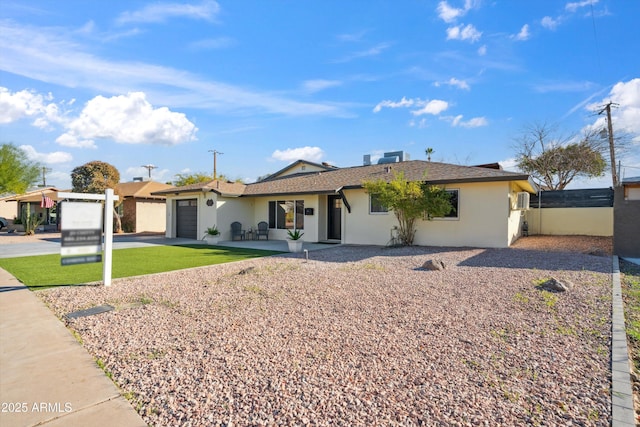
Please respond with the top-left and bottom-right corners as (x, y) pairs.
(153, 159), (537, 248)
(116, 180), (173, 233)
(1, 187), (62, 229)
(614, 176), (640, 258)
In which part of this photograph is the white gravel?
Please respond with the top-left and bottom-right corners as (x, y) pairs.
(39, 245), (612, 426)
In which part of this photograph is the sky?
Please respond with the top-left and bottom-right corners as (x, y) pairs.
(1, 0), (639, 190)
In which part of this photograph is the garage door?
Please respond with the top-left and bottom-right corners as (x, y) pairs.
(176, 199), (197, 239)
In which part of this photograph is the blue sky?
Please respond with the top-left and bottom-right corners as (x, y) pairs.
(1, 0), (638, 189)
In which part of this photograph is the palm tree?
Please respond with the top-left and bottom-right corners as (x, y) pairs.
(425, 147), (434, 162)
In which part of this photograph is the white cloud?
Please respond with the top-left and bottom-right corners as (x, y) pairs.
(587, 79), (640, 141)
(541, 16), (559, 30)
(446, 24), (482, 42)
(58, 92), (198, 147)
(436, 0), (476, 23)
(450, 115), (488, 128)
(55, 133), (97, 149)
(411, 100), (450, 116)
(373, 96), (415, 113)
(19, 144), (72, 164)
(435, 78), (470, 90)
(514, 24), (530, 41)
(334, 42), (392, 63)
(125, 166), (170, 182)
(301, 79), (342, 94)
(271, 146), (324, 163)
(116, 0), (220, 25)
(0, 87), (53, 124)
(0, 21), (347, 117)
(477, 45), (487, 56)
(373, 97), (449, 116)
(566, 0), (598, 13)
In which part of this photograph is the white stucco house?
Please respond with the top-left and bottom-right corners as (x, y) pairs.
(152, 158), (537, 248)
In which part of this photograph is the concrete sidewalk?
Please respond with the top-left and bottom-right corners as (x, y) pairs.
(0, 268), (146, 427)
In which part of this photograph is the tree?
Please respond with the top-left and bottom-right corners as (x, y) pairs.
(514, 122), (606, 190)
(425, 147), (434, 162)
(363, 171), (453, 246)
(172, 172), (213, 187)
(171, 172), (244, 186)
(0, 144), (42, 194)
(71, 161), (123, 232)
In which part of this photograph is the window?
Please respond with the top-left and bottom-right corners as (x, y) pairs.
(369, 194), (389, 214)
(268, 200), (304, 229)
(431, 189), (459, 219)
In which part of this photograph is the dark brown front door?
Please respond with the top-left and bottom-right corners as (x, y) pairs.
(327, 195), (341, 240)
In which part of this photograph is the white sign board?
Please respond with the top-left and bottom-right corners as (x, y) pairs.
(60, 202), (103, 263)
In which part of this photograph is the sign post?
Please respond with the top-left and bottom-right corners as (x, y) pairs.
(103, 189), (114, 287)
(57, 190), (119, 286)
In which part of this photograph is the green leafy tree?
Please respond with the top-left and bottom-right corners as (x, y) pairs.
(172, 172), (213, 186)
(171, 172), (243, 186)
(71, 161), (123, 232)
(363, 171), (453, 246)
(514, 122), (606, 190)
(0, 144), (42, 194)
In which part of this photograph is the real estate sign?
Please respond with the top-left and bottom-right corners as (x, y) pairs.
(60, 201), (103, 265)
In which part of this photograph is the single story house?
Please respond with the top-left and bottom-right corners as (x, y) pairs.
(117, 180), (173, 233)
(1, 187), (62, 230)
(153, 158), (537, 248)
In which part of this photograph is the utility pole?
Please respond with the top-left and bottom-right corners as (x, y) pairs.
(40, 166), (51, 187)
(141, 164), (158, 179)
(597, 102), (619, 187)
(208, 150), (223, 179)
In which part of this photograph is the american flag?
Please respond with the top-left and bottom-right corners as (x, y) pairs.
(41, 193), (55, 209)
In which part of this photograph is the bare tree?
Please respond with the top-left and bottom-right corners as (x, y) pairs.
(513, 122), (607, 190)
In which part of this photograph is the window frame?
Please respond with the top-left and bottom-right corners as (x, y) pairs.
(268, 199), (305, 229)
(369, 193), (389, 214)
(430, 188), (459, 220)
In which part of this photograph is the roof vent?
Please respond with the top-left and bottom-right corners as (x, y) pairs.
(133, 177), (143, 182)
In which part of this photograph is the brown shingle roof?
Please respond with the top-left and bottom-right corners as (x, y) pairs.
(117, 181), (173, 199)
(243, 161), (535, 196)
(152, 161), (536, 197)
(152, 179), (247, 197)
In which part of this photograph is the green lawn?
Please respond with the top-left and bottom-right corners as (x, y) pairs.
(0, 245), (282, 289)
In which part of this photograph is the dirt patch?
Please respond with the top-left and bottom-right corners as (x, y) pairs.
(512, 235), (612, 256)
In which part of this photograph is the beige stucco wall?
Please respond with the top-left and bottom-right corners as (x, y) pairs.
(135, 200), (167, 233)
(343, 181), (515, 248)
(215, 196), (253, 240)
(0, 200), (18, 219)
(524, 207), (613, 236)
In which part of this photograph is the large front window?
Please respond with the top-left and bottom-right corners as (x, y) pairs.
(268, 200), (304, 229)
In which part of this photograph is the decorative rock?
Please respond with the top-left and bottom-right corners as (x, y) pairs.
(538, 277), (571, 292)
(421, 259), (446, 271)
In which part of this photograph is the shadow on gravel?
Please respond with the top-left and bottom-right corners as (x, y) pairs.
(280, 244), (611, 273)
(457, 247), (611, 273)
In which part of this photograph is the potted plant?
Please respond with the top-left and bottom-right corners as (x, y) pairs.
(286, 229), (304, 253)
(204, 225), (220, 245)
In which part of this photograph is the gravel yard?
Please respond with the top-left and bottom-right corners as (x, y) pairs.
(38, 238), (613, 426)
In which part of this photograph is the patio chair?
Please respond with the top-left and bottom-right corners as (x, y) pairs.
(231, 222), (245, 240)
(256, 221), (269, 240)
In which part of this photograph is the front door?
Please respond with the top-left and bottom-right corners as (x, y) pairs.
(327, 195), (342, 240)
